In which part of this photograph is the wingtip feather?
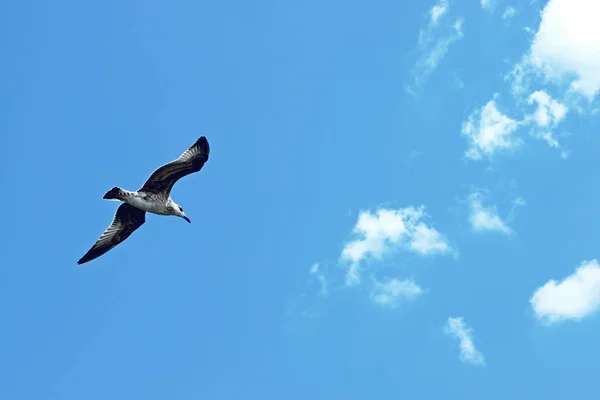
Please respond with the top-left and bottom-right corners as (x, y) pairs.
(197, 136), (209, 155)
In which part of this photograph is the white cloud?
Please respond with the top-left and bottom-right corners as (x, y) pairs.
(480, 0), (494, 13)
(467, 191), (512, 235)
(417, 20), (464, 86)
(513, 0), (600, 99)
(537, 131), (560, 149)
(309, 263), (327, 296)
(527, 90), (568, 127)
(502, 7), (517, 20)
(407, 1), (464, 91)
(461, 92), (570, 160)
(524, 90), (569, 157)
(531, 259), (600, 324)
(370, 278), (423, 308)
(430, 0), (448, 24)
(461, 99), (522, 160)
(513, 196), (526, 207)
(341, 206), (453, 286)
(507, 61), (530, 96)
(444, 317), (485, 366)
(410, 223), (452, 254)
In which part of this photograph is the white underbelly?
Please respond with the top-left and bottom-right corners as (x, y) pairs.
(127, 193), (168, 214)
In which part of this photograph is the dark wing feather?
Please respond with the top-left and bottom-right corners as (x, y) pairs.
(139, 136), (210, 195)
(77, 203), (146, 265)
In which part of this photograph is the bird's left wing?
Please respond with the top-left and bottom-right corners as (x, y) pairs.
(77, 203), (146, 265)
(139, 136), (210, 195)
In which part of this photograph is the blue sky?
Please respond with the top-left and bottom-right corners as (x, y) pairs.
(3, 0), (600, 398)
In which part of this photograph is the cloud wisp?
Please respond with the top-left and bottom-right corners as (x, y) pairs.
(467, 191), (515, 236)
(309, 263), (328, 297)
(480, 0), (494, 14)
(407, 0), (464, 92)
(444, 317), (485, 366)
(430, 0), (448, 24)
(370, 278), (424, 308)
(525, 90), (569, 157)
(501, 7), (517, 21)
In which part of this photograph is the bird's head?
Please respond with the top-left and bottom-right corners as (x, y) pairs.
(171, 202), (191, 223)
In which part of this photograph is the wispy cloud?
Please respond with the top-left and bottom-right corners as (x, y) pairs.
(444, 317), (485, 366)
(467, 191), (514, 236)
(530, 259), (600, 324)
(506, 196), (526, 223)
(461, 90), (569, 160)
(527, 90), (568, 127)
(430, 0), (448, 24)
(461, 97), (522, 160)
(480, 0), (494, 13)
(407, 0), (464, 91)
(525, 90), (569, 157)
(501, 7), (517, 21)
(370, 278), (424, 308)
(453, 74), (465, 89)
(341, 206), (454, 286)
(309, 263), (327, 296)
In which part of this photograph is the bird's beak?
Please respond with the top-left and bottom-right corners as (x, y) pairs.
(183, 215), (191, 223)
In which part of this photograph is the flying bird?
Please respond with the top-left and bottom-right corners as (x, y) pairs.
(77, 136), (210, 265)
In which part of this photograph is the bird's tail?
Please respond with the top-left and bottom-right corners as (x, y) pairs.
(103, 186), (125, 201)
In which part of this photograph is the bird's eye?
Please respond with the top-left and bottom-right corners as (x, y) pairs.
(179, 207), (183, 212)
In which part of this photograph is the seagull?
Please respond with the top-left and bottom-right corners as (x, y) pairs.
(77, 136), (210, 265)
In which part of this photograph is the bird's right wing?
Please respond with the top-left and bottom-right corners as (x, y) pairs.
(78, 203), (146, 265)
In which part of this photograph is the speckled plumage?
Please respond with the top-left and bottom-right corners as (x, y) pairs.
(78, 136), (210, 265)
